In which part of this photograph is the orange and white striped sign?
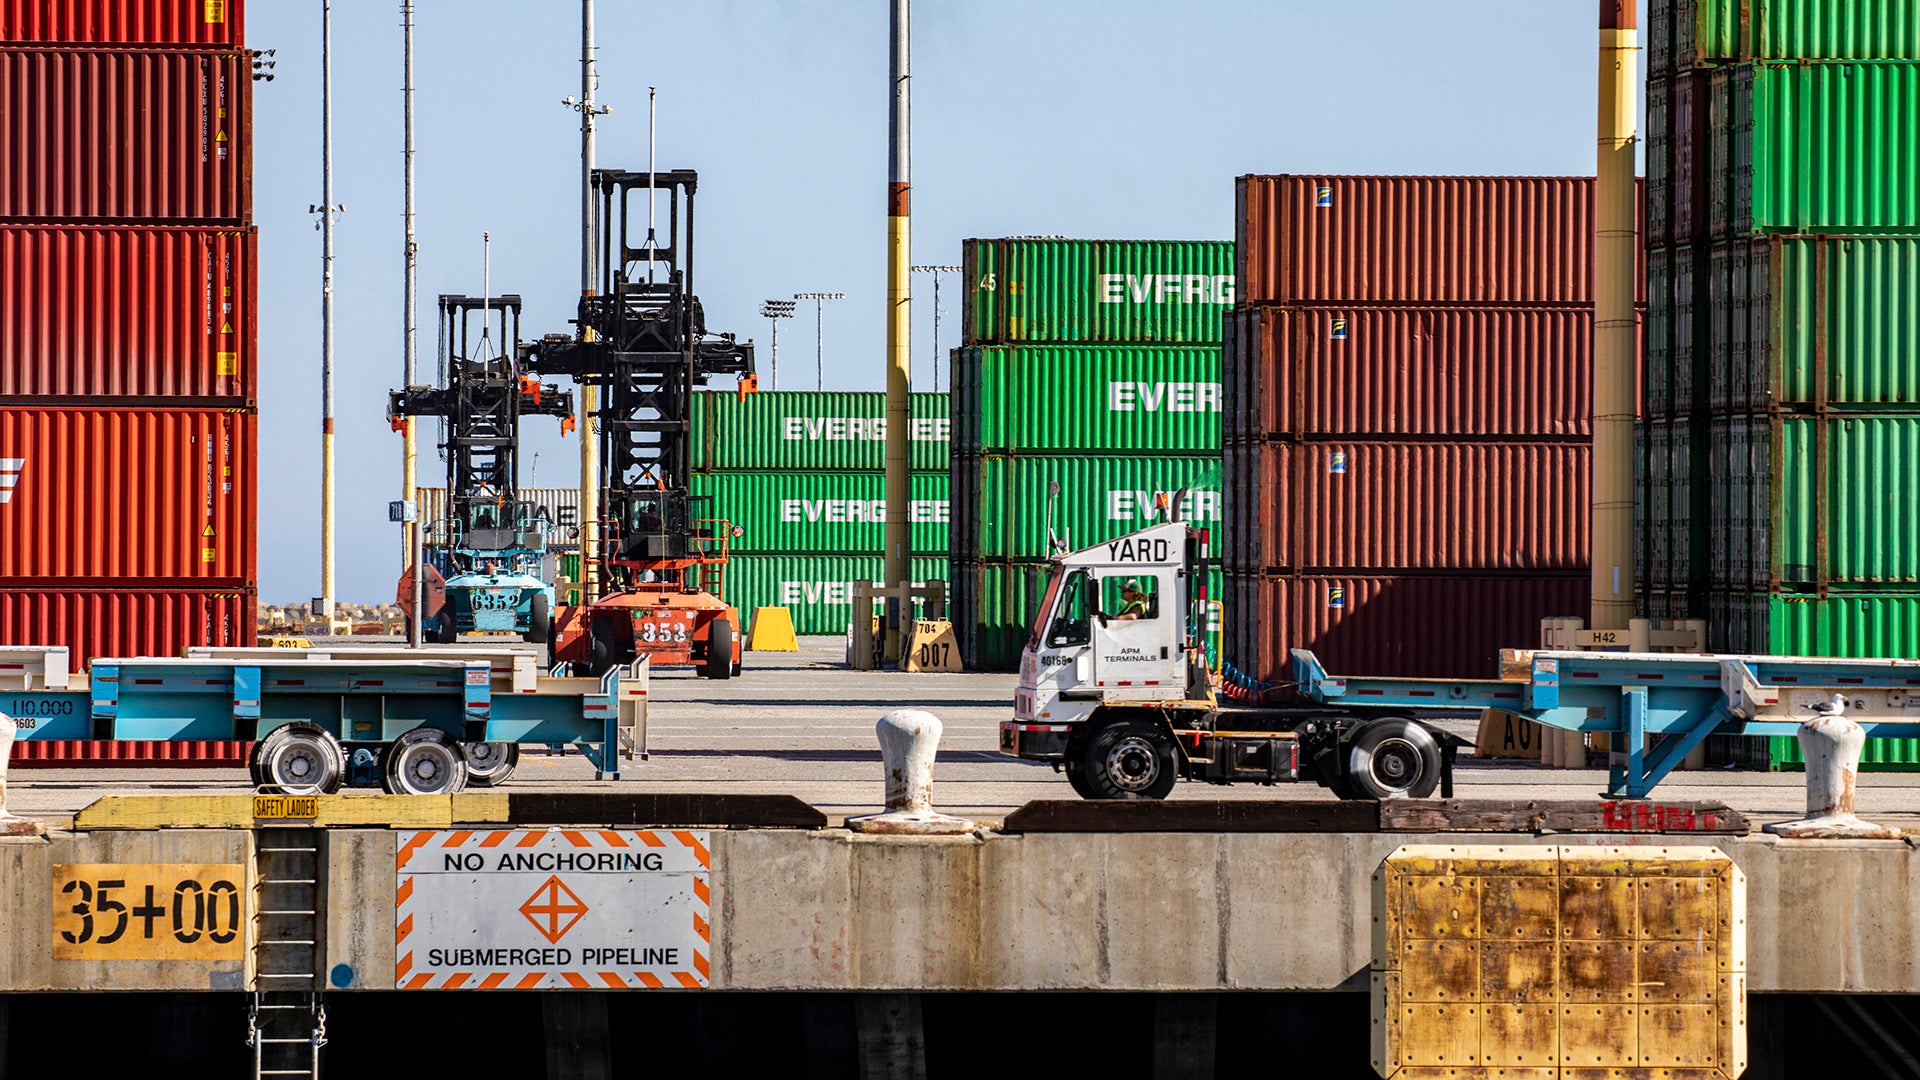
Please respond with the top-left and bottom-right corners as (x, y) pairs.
(394, 828), (711, 990)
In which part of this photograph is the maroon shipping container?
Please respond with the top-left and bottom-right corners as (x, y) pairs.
(0, 585), (253, 671)
(1224, 572), (1589, 684)
(0, 0), (243, 46)
(1235, 175), (1646, 306)
(0, 47), (250, 221)
(0, 406), (256, 584)
(1222, 440), (1590, 575)
(1225, 306), (1597, 441)
(0, 225), (255, 400)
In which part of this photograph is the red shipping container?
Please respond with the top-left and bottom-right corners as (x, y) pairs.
(1235, 175), (1646, 306)
(0, 406), (256, 584)
(1225, 306), (1597, 441)
(0, 47), (250, 221)
(0, 225), (255, 400)
(0, 0), (243, 46)
(0, 585), (253, 671)
(1224, 572), (1589, 685)
(1222, 440), (1590, 575)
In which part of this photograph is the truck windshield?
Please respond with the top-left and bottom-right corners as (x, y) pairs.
(1044, 570), (1091, 648)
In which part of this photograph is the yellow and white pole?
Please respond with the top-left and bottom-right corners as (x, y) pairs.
(402, 1), (421, 645)
(1593, 0), (1639, 632)
(577, 0), (601, 605)
(319, 0), (337, 621)
(882, 0), (913, 662)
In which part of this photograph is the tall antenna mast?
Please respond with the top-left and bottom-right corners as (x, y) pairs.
(646, 86), (657, 282)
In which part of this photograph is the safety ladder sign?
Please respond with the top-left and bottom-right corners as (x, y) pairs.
(395, 828), (711, 989)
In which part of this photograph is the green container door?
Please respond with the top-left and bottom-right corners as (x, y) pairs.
(693, 391), (949, 471)
(963, 239), (1233, 346)
(951, 345), (1222, 456)
(1676, 0), (1920, 66)
(1733, 236), (1920, 409)
(955, 454), (1222, 560)
(692, 471), (950, 555)
(1715, 62), (1920, 235)
(1762, 415), (1920, 587)
(727, 555), (948, 636)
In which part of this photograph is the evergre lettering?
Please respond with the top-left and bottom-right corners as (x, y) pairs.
(1106, 489), (1222, 522)
(1106, 382), (1223, 413)
(1094, 274), (1234, 306)
(781, 417), (952, 442)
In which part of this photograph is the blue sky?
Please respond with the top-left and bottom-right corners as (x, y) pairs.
(248, 1), (1646, 603)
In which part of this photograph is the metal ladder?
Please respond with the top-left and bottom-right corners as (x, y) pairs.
(250, 828), (327, 1080)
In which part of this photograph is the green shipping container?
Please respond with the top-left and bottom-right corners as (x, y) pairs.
(954, 558), (1226, 672)
(692, 390), (949, 472)
(1717, 415), (1920, 588)
(691, 470), (949, 555)
(1712, 236), (1920, 410)
(1711, 62), (1920, 236)
(962, 239), (1233, 346)
(954, 454), (1222, 561)
(726, 554), (948, 636)
(1675, 0), (1920, 67)
(951, 344), (1222, 456)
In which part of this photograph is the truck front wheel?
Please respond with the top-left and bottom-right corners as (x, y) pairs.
(1079, 718), (1178, 800)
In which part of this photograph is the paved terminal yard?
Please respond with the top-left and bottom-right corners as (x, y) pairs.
(10, 636), (1920, 831)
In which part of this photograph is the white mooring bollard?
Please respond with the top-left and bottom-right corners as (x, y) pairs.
(0, 712), (49, 838)
(1764, 694), (1901, 839)
(847, 709), (977, 835)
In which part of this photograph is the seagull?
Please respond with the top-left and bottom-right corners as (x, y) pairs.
(1808, 693), (1849, 717)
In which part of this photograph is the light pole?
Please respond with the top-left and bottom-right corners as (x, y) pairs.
(794, 292), (844, 391)
(912, 265), (960, 393)
(760, 299), (795, 390)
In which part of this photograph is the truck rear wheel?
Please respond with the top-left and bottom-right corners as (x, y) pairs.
(1346, 718), (1442, 799)
(704, 619), (735, 680)
(1080, 718), (1178, 800)
(527, 593), (550, 644)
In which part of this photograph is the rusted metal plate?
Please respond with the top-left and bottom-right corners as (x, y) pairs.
(1001, 798), (1378, 833)
(1372, 844), (1745, 1079)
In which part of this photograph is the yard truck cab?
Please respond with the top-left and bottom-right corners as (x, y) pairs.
(1001, 518), (1466, 800)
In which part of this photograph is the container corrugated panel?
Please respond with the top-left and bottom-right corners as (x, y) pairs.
(0, 586), (253, 672)
(692, 391), (949, 472)
(1649, 78), (1673, 242)
(1227, 440), (1590, 574)
(951, 344), (1221, 455)
(0, 0), (244, 45)
(1226, 306), (1596, 438)
(1761, 415), (1920, 586)
(1721, 62), (1920, 235)
(0, 47), (250, 222)
(1235, 175), (1646, 306)
(0, 406), (255, 584)
(1647, 249), (1676, 415)
(1733, 236), (1920, 409)
(727, 554), (948, 636)
(956, 454), (1220, 561)
(1642, 419), (1687, 588)
(0, 225), (255, 400)
(1754, 589), (1920, 770)
(1675, 0), (1920, 65)
(1223, 572), (1589, 685)
(961, 239), (1233, 346)
(1674, 247), (1701, 412)
(1672, 71), (1707, 245)
(689, 470), (948, 555)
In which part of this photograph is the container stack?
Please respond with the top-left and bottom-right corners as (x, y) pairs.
(1223, 176), (1627, 685)
(1644, 0), (1920, 768)
(951, 239), (1231, 671)
(689, 390), (951, 635)
(0, 1), (256, 762)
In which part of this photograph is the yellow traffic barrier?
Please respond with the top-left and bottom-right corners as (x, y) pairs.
(748, 606), (799, 651)
(902, 620), (961, 672)
(1472, 709), (1542, 760)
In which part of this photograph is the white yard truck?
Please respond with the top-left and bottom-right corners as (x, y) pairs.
(999, 519), (1468, 800)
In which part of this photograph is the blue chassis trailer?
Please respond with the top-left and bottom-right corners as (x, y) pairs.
(1291, 647), (1920, 798)
(1, 654), (632, 782)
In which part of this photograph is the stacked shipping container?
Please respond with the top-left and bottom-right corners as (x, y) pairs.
(1224, 176), (1624, 684)
(689, 390), (952, 635)
(1644, 0), (1920, 769)
(0, 2), (257, 763)
(952, 239), (1231, 671)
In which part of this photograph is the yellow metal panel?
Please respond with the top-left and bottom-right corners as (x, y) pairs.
(52, 863), (246, 961)
(74, 793), (512, 831)
(1373, 844), (1745, 1080)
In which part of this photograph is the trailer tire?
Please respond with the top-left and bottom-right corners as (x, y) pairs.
(1080, 718), (1178, 800)
(383, 727), (468, 796)
(256, 723), (346, 796)
(704, 620), (735, 681)
(463, 742), (519, 787)
(588, 617), (618, 677)
(434, 607), (457, 644)
(1347, 718), (1442, 799)
(527, 593), (550, 644)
